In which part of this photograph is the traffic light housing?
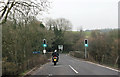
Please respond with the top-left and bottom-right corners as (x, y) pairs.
(85, 39), (87, 44)
(43, 39), (46, 44)
(84, 39), (88, 47)
(43, 39), (47, 47)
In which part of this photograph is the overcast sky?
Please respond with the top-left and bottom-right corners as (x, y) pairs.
(41, 0), (119, 31)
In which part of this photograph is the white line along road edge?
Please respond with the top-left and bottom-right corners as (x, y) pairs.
(69, 65), (78, 74)
(83, 61), (120, 72)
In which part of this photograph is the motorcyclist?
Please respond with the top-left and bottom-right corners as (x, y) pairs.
(52, 50), (59, 62)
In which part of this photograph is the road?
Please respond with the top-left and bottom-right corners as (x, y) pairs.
(31, 54), (119, 77)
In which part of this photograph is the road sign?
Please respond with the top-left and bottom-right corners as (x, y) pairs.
(58, 45), (63, 50)
(33, 51), (40, 54)
(43, 49), (46, 54)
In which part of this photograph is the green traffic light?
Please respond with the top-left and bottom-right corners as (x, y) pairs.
(43, 44), (47, 47)
(85, 44), (88, 47)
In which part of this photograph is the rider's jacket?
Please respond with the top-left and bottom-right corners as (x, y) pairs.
(52, 52), (59, 57)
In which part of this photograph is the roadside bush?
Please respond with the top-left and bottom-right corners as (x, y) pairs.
(69, 51), (84, 59)
(2, 61), (18, 75)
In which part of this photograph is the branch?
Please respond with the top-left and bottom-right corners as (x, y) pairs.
(0, 5), (8, 20)
(0, 0), (10, 20)
(0, 1), (15, 24)
(4, 1), (15, 21)
(0, 1), (5, 4)
(15, 1), (43, 11)
(14, 7), (25, 17)
(0, 8), (4, 12)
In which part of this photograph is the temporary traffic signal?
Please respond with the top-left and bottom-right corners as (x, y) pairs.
(43, 39), (47, 47)
(84, 39), (88, 47)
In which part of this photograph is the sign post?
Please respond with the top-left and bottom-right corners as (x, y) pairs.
(84, 39), (88, 59)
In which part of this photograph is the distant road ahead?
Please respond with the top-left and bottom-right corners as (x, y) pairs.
(31, 54), (119, 77)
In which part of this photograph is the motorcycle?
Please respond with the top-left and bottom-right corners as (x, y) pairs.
(52, 56), (58, 65)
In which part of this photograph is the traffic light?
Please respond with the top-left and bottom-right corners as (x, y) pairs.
(43, 39), (47, 47)
(84, 39), (88, 47)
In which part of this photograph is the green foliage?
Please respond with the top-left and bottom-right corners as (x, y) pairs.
(2, 20), (53, 75)
(44, 18), (73, 51)
(69, 29), (118, 68)
(52, 26), (64, 50)
(2, 18), (119, 75)
(88, 30), (118, 65)
(2, 61), (17, 75)
(69, 51), (84, 59)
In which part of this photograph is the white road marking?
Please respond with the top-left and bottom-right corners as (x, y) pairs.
(25, 67), (36, 75)
(69, 65), (78, 74)
(83, 61), (120, 72)
(53, 65), (63, 67)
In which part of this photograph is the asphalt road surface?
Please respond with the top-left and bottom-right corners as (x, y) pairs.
(31, 54), (119, 77)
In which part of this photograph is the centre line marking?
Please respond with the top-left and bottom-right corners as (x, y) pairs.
(69, 65), (78, 74)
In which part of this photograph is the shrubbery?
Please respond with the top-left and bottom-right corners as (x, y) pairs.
(2, 20), (53, 76)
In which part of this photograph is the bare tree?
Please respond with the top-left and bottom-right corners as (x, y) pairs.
(43, 18), (55, 30)
(0, 0), (50, 24)
(44, 18), (72, 31)
(55, 18), (72, 31)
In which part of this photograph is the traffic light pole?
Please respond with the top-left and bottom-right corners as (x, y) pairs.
(84, 39), (88, 59)
(85, 47), (87, 59)
(43, 47), (45, 55)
